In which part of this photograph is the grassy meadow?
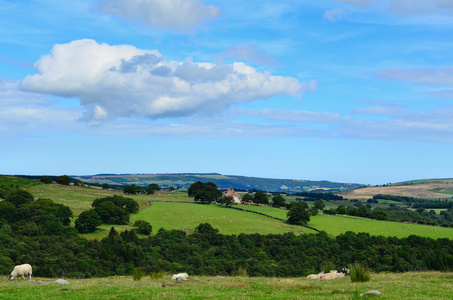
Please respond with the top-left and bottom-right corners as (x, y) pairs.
(1, 272), (452, 299)
(18, 183), (453, 240)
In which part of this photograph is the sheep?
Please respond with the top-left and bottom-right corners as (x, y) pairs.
(317, 270), (345, 281)
(171, 273), (189, 282)
(8, 264), (32, 281)
(307, 272), (323, 279)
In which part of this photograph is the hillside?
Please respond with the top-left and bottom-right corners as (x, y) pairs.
(72, 173), (364, 193)
(339, 178), (453, 199)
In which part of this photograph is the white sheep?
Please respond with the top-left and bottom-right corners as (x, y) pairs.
(9, 264), (32, 281)
(307, 272), (323, 279)
(317, 270), (345, 281)
(171, 273), (189, 282)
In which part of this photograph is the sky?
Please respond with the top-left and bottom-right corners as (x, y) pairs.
(1, 0), (453, 185)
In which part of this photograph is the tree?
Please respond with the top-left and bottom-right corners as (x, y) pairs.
(374, 210), (390, 221)
(0, 201), (16, 223)
(220, 196), (234, 207)
(194, 185), (222, 204)
(75, 209), (102, 233)
(188, 181), (204, 197)
(133, 220), (152, 235)
(56, 175), (71, 185)
(314, 199), (325, 211)
(145, 184), (160, 195)
(336, 205), (348, 215)
(124, 184), (142, 195)
(95, 201), (130, 224)
(6, 190), (34, 207)
(271, 195), (286, 207)
(40, 176), (52, 184)
(102, 183), (109, 190)
(241, 193), (253, 204)
(253, 191), (269, 205)
(287, 202), (311, 225)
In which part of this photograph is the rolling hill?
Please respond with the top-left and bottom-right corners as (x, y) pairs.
(72, 173), (365, 193)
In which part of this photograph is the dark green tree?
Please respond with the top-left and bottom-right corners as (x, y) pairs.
(133, 220), (152, 235)
(75, 209), (102, 233)
(40, 176), (52, 184)
(0, 201), (16, 223)
(314, 199), (325, 211)
(123, 184), (142, 195)
(287, 202), (311, 225)
(95, 201), (130, 224)
(102, 183), (109, 190)
(253, 191), (269, 205)
(194, 185), (222, 204)
(220, 196), (234, 207)
(271, 195), (286, 207)
(241, 193), (253, 204)
(145, 184), (160, 195)
(56, 175), (71, 185)
(6, 190), (34, 207)
(188, 181), (204, 197)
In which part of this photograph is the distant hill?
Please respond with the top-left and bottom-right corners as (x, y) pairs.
(340, 178), (453, 199)
(72, 173), (365, 193)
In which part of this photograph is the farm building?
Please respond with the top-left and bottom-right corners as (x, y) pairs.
(221, 187), (242, 204)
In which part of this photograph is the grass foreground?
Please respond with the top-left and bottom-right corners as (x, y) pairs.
(1, 272), (452, 299)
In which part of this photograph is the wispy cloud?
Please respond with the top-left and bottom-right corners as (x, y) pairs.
(216, 44), (277, 66)
(376, 67), (453, 87)
(95, 0), (221, 32)
(324, 8), (351, 22)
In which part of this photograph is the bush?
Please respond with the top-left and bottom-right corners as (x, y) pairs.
(134, 220), (152, 235)
(133, 267), (144, 281)
(349, 262), (371, 282)
(237, 267), (248, 277)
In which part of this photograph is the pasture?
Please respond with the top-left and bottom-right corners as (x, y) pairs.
(1, 272), (452, 299)
(20, 183), (453, 240)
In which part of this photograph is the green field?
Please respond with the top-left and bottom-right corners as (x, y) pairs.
(15, 182), (453, 240)
(1, 272), (452, 299)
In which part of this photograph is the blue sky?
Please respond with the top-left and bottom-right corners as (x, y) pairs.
(1, 0), (453, 185)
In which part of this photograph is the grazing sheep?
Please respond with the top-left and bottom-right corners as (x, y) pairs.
(171, 273), (189, 282)
(9, 264), (32, 281)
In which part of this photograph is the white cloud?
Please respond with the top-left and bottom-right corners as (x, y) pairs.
(0, 79), (82, 137)
(96, 0), (221, 32)
(324, 8), (351, 21)
(338, 106), (453, 142)
(376, 67), (453, 87)
(21, 39), (308, 122)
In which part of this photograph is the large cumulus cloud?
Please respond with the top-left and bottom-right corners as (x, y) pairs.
(21, 39), (309, 121)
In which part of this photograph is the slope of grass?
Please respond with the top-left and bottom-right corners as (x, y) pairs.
(0, 175), (42, 189)
(21, 183), (453, 240)
(1, 272), (452, 299)
(309, 214), (453, 239)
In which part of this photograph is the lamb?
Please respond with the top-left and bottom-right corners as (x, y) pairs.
(171, 273), (189, 282)
(9, 264), (32, 281)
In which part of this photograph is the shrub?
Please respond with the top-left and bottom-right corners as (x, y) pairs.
(134, 220), (152, 235)
(237, 267), (248, 277)
(349, 262), (371, 282)
(133, 267), (144, 281)
(321, 261), (336, 273)
(150, 271), (165, 280)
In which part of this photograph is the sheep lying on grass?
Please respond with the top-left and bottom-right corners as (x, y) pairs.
(171, 273), (189, 282)
(9, 264), (32, 281)
(318, 270), (345, 281)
